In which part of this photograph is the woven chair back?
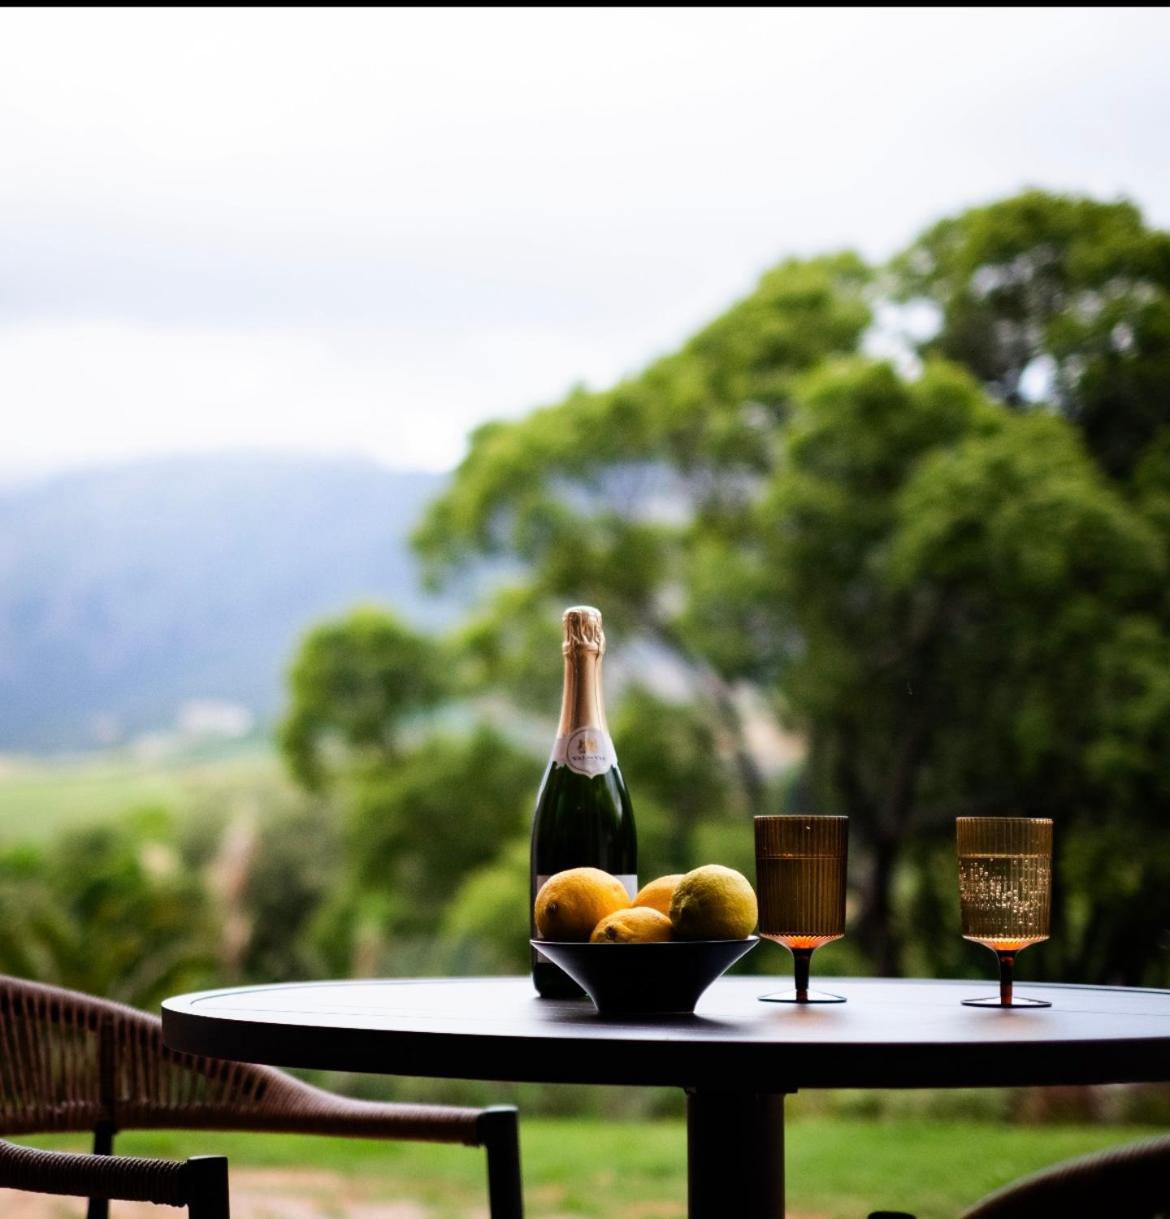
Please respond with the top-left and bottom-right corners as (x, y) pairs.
(0, 976), (286, 1136)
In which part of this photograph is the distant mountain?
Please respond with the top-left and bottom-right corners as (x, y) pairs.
(0, 455), (452, 751)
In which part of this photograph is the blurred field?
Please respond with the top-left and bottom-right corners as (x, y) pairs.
(0, 744), (283, 843)
(15, 1117), (1163, 1219)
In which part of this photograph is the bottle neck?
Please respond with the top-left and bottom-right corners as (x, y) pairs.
(557, 650), (608, 737)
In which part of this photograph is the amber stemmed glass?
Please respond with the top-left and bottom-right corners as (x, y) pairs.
(957, 817), (1053, 1009)
(755, 815), (848, 1004)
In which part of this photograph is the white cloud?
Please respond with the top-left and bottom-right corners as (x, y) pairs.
(0, 315), (654, 474)
(0, 7), (1168, 475)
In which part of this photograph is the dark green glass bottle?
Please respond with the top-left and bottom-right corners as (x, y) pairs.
(530, 606), (637, 998)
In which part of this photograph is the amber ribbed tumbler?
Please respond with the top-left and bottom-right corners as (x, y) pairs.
(956, 816), (1053, 1009)
(755, 816), (848, 1004)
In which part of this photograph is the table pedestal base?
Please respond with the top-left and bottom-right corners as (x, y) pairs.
(686, 1088), (787, 1218)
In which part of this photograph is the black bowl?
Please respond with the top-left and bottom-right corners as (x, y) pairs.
(531, 936), (758, 1016)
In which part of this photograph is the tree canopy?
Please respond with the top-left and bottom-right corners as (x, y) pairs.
(11, 188), (1165, 1009)
(402, 190), (1170, 982)
(280, 608), (449, 790)
(892, 189), (1170, 477)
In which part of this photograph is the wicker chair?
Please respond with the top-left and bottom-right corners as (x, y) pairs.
(960, 1133), (1170, 1218)
(866, 1132), (1170, 1219)
(0, 975), (523, 1218)
(0, 1139), (230, 1218)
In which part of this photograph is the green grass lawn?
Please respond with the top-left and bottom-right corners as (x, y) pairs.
(21, 1117), (1163, 1218)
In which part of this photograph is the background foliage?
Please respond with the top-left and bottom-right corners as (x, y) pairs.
(4, 187), (1170, 1026)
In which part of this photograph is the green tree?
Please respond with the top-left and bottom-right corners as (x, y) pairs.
(442, 837), (531, 972)
(0, 844), (76, 983)
(345, 727), (534, 936)
(893, 189), (1170, 477)
(756, 359), (1001, 969)
(414, 254), (873, 819)
(888, 190), (1170, 981)
(280, 608), (536, 975)
(0, 809), (217, 1008)
(274, 193), (1170, 987)
(237, 801), (344, 983)
(734, 364), (1167, 979)
(611, 686), (737, 873)
(280, 608), (449, 790)
(886, 410), (1167, 981)
(414, 231), (1170, 983)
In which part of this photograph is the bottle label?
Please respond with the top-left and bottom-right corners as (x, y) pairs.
(550, 727), (617, 777)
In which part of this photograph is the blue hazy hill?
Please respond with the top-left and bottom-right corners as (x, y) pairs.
(0, 454), (449, 751)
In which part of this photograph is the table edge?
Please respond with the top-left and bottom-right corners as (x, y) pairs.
(161, 976), (1170, 1092)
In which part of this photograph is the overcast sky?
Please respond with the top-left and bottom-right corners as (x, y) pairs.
(2, 7), (1169, 479)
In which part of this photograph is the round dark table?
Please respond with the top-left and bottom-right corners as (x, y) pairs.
(162, 976), (1170, 1218)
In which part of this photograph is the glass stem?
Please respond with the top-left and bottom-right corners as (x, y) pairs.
(997, 951), (1015, 1006)
(792, 947), (813, 1001)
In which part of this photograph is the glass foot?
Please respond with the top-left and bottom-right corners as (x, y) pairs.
(759, 989), (846, 1004)
(961, 995), (1052, 1008)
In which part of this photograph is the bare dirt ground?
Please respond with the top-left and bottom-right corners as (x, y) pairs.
(0, 1170), (439, 1219)
(0, 1169), (825, 1219)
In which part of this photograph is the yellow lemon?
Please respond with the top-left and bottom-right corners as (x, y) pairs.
(534, 867), (630, 941)
(633, 874), (684, 917)
(590, 906), (674, 943)
(669, 864), (757, 940)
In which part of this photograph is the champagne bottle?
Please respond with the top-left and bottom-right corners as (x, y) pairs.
(530, 605), (637, 997)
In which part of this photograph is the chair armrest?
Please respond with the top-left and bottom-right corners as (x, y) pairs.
(0, 1138), (193, 1207)
(177, 1087), (493, 1147)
